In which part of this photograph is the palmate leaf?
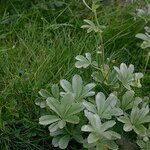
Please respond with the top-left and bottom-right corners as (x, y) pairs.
(136, 4), (150, 23)
(135, 26), (150, 49)
(51, 130), (71, 150)
(83, 111), (120, 139)
(118, 104), (150, 135)
(142, 125), (150, 141)
(39, 93), (83, 133)
(91, 71), (104, 83)
(75, 53), (92, 68)
(137, 139), (150, 150)
(91, 68), (119, 88)
(114, 63), (143, 90)
(51, 125), (84, 149)
(35, 84), (60, 108)
(81, 19), (106, 33)
(82, 110), (120, 149)
(83, 92), (123, 119)
(60, 74), (95, 101)
(81, 19), (99, 33)
(120, 91), (142, 111)
(35, 98), (47, 108)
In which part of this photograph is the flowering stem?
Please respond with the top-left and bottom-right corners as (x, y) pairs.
(94, 10), (105, 68)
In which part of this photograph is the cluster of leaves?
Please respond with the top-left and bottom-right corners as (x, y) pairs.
(136, 26), (150, 49)
(36, 1), (150, 149)
(36, 65), (149, 149)
(136, 3), (150, 23)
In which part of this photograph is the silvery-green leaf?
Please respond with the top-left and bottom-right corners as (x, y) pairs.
(145, 26), (150, 33)
(39, 89), (51, 98)
(39, 115), (60, 125)
(87, 27), (94, 33)
(51, 84), (60, 99)
(66, 103), (84, 116)
(139, 116), (150, 123)
(91, 114), (102, 132)
(75, 55), (89, 62)
(75, 61), (87, 68)
(141, 41), (150, 49)
(108, 69), (118, 84)
(101, 121), (116, 132)
(83, 101), (97, 113)
(84, 111), (101, 129)
(48, 122), (59, 132)
(128, 64), (134, 74)
(83, 91), (95, 97)
(96, 92), (106, 114)
(111, 107), (123, 116)
(46, 97), (61, 116)
(91, 61), (98, 67)
(75, 53), (91, 68)
(72, 74), (83, 98)
(73, 134), (84, 143)
(134, 73), (143, 82)
(58, 120), (66, 129)
(103, 131), (113, 140)
(81, 125), (93, 132)
(84, 19), (95, 27)
(82, 81), (95, 94)
(144, 96), (150, 102)
(131, 105), (149, 124)
(83, 110), (120, 148)
(60, 79), (72, 93)
(83, 139), (96, 149)
(50, 129), (64, 136)
(91, 71), (104, 83)
(117, 116), (130, 124)
(65, 115), (79, 124)
(85, 53), (92, 61)
(58, 135), (70, 149)
(137, 140), (150, 150)
(133, 124), (146, 135)
(35, 98), (47, 108)
(52, 136), (61, 147)
(60, 92), (66, 97)
(108, 131), (121, 139)
(88, 133), (99, 143)
(81, 24), (91, 29)
(106, 140), (119, 150)
(123, 123), (133, 132)
(97, 93), (118, 119)
(135, 33), (149, 41)
(61, 93), (74, 115)
(114, 63), (143, 90)
(121, 90), (135, 110)
(60, 75), (95, 101)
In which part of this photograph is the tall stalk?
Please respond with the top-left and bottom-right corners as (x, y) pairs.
(83, 0), (105, 67)
(93, 9), (105, 67)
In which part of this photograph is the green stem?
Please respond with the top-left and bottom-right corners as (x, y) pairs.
(144, 52), (150, 74)
(94, 10), (105, 67)
(82, 0), (92, 11)
(91, 64), (101, 71)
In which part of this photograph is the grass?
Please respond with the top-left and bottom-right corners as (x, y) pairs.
(0, 0), (149, 149)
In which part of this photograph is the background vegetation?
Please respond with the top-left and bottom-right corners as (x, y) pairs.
(0, 0), (149, 149)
